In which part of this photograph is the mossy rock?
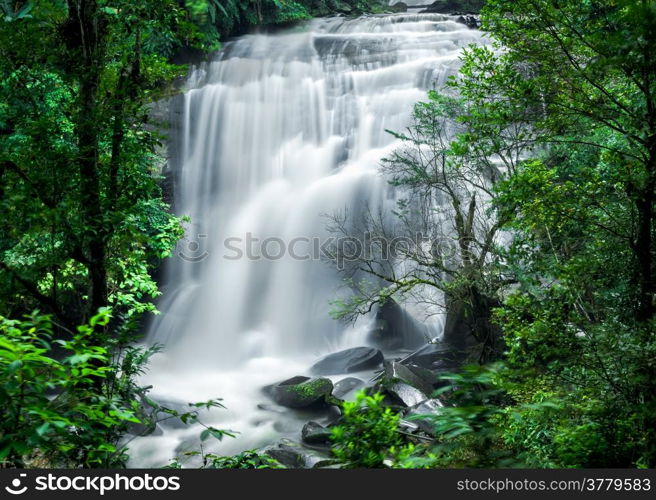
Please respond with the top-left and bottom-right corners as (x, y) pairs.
(271, 376), (334, 409)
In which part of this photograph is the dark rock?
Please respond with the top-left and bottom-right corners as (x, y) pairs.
(270, 376), (334, 409)
(403, 363), (440, 389)
(367, 299), (429, 350)
(382, 360), (435, 396)
(302, 421), (333, 445)
(386, 382), (427, 407)
(332, 377), (365, 398)
(143, 398), (192, 429)
(420, 0), (485, 14)
(127, 421), (164, 437)
(378, 360), (435, 407)
(457, 15), (480, 29)
(311, 347), (383, 375)
(390, 2), (408, 12)
(263, 439), (331, 468)
(402, 342), (460, 371)
(399, 419), (420, 433)
(443, 290), (502, 358)
(405, 399), (443, 436)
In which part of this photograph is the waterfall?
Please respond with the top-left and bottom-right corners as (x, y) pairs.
(130, 13), (484, 467)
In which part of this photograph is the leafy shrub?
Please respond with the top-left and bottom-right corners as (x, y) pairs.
(0, 310), (143, 467)
(167, 449), (282, 469)
(406, 364), (518, 468)
(204, 450), (283, 469)
(330, 391), (413, 468)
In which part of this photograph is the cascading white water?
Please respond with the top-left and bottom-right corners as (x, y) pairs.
(129, 13), (484, 467)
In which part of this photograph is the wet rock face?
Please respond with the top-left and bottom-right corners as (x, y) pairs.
(310, 346), (384, 375)
(263, 439), (333, 468)
(270, 376), (335, 409)
(332, 377), (365, 398)
(402, 342), (461, 371)
(367, 299), (429, 350)
(375, 360), (438, 407)
(302, 421), (333, 445)
(404, 399), (443, 436)
(382, 360), (436, 395)
(420, 0), (485, 14)
(457, 15), (480, 29)
(385, 382), (428, 407)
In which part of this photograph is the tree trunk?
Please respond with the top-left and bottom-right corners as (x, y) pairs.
(634, 145), (655, 323)
(69, 0), (108, 319)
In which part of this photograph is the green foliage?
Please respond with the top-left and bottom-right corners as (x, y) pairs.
(0, 310), (138, 467)
(170, 449), (283, 469)
(0, 1), (238, 470)
(0, 310), (235, 468)
(0, 1), (186, 333)
(331, 391), (413, 468)
(272, 1), (311, 23)
(405, 364), (516, 468)
(382, 0), (656, 470)
(198, 0), (385, 40)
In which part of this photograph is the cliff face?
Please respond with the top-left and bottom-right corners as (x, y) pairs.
(419, 0), (485, 14)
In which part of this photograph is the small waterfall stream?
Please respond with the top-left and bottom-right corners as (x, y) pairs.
(130, 13), (484, 467)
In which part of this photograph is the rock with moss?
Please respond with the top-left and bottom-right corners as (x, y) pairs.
(270, 376), (334, 408)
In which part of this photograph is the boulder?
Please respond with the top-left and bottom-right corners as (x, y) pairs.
(404, 363), (441, 388)
(442, 290), (502, 357)
(420, 0), (485, 14)
(311, 346), (383, 375)
(402, 342), (460, 371)
(367, 299), (428, 350)
(301, 421), (333, 445)
(382, 360), (435, 396)
(142, 398), (193, 429)
(270, 376), (334, 409)
(127, 421), (164, 437)
(263, 439), (331, 468)
(405, 399), (443, 436)
(378, 360), (435, 407)
(457, 15), (480, 29)
(332, 377), (365, 398)
(390, 2), (408, 12)
(386, 382), (427, 407)
(399, 419), (420, 434)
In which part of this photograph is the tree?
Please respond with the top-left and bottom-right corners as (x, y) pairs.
(419, 0), (656, 467)
(481, 0), (656, 323)
(328, 0), (656, 466)
(328, 78), (537, 360)
(0, 1), (186, 335)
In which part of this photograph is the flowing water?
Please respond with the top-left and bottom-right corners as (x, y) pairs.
(129, 12), (484, 467)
